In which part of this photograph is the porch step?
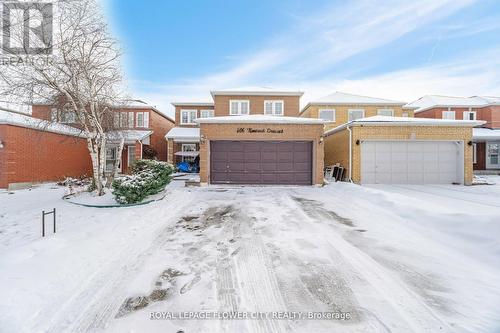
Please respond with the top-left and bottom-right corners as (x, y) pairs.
(474, 170), (500, 175)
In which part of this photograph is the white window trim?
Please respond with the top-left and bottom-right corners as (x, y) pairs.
(463, 110), (477, 120)
(128, 112), (134, 128)
(199, 109), (214, 118)
(182, 143), (197, 152)
(442, 110), (456, 120)
(264, 100), (284, 116)
(348, 109), (365, 121)
(473, 143), (477, 164)
(229, 100), (250, 115)
(127, 145), (136, 167)
(377, 108), (394, 116)
(180, 109), (198, 124)
(105, 146), (121, 172)
(319, 109), (336, 122)
(182, 143), (197, 162)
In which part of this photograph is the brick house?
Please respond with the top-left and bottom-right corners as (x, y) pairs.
(166, 88), (325, 185)
(0, 100), (174, 189)
(31, 99), (175, 174)
(407, 95), (500, 172)
(305, 92), (484, 185)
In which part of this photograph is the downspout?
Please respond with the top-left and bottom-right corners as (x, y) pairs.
(347, 125), (353, 182)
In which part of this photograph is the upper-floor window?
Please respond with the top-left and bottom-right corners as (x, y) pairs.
(114, 111), (135, 128)
(463, 110), (476, 120)
(199, 110), (214, 118)
(180, 109), (197, 124)
(230, 100), (249, 115)
(51, 108), (77, 123)
(377, 108), (394, 117)
(264, 100), (284, 116)
(319, 109), (335, 122)
(136, 111), (150, 128)
(442, 110), (455, 120)
(348, 109), (365, 121)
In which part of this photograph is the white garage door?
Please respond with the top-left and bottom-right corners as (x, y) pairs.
(361, 141), (463, 184)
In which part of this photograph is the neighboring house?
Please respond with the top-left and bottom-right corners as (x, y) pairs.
(0, 109), (92, 190)
(166, 88), (325, 185)
(31, 99), (175, 173)
(300, 92), (415, 130)
(314, 92), (484, 185)
(407, 95), (500, 172)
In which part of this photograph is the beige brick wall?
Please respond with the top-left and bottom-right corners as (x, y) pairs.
(199, 123), (324, 185)
(302, 104), (414, 129)
(324, 125), (474, 185)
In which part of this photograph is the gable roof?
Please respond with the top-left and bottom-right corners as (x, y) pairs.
(405, 95), (500, 113)
(211, 87), (304, 97)
(301, 92), (409, 114)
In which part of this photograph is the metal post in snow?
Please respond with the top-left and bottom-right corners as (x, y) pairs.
(53, 208), (56, 234)
(42, 210), (45, 237)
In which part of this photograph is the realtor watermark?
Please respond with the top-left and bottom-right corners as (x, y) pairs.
(149, 311), (352, 321)
(1, 0), (53, 65)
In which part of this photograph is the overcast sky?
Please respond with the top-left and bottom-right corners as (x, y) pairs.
(104, 0), (500, 116)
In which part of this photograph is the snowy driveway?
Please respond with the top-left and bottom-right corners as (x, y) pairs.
(1, 180), (500, 332)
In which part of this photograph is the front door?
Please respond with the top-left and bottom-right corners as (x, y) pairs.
(486, 142), (500, 169)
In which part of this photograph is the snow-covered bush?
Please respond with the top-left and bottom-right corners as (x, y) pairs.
(112, 160), (175, 204)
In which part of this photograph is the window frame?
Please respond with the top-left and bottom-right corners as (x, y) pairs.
(264, 100), (284, 116)
(442, 110), (456, 120)
(377, 108), (394, 117)
(318, 109), (336, 122)
(229, 100), (250, 115)
(180, 109), (198, 124)
(199, 109), (214, 118)
(105, 147), (121, 172)
(348, 109), (365, 121)
(182, 143), (197, 162)
(127, 145), (136, 167)
(463, 110), (477, 120)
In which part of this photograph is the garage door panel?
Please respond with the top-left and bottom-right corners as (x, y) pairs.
(245, 162), (261, 172)
(211, 141), (312, 185)
(245, 151), (261, 161)
(361, 141), (462, 184)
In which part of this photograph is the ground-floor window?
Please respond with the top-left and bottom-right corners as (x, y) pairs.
(105, 147), (121, 172)
(182, 144), (197, 162)
(487, 142), (500, 168)
(128, 145), (136, 167)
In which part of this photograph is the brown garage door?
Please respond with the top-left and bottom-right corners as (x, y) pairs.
(210, 141), (313, 185)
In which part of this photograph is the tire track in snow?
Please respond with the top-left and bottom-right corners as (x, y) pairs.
(291, 194), (454, 332)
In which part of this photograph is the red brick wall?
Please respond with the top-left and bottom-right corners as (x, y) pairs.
(174, 105), (214, 127)
(149, 111), (175, 161)
(31, 105), (51, 120)
(213, 95), (301, 117)
(416, 106), (500, 128)
(0, 124), (92, 189)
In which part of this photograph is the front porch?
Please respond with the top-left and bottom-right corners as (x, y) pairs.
(105, 130), (153, 174)
(473, 128), (500, 172)
(165, 127), (200, 170)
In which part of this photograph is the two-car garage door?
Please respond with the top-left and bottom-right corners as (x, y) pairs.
(210, 141), (313, 185)
(361, 141), (463, 184)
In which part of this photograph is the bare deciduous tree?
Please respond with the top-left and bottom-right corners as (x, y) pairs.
(0, 0), (124, 195)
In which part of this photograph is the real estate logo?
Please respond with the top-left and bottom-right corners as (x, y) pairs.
(1, 0), (53, 55)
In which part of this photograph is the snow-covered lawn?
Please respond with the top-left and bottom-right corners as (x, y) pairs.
(1, 179), (500, 332)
